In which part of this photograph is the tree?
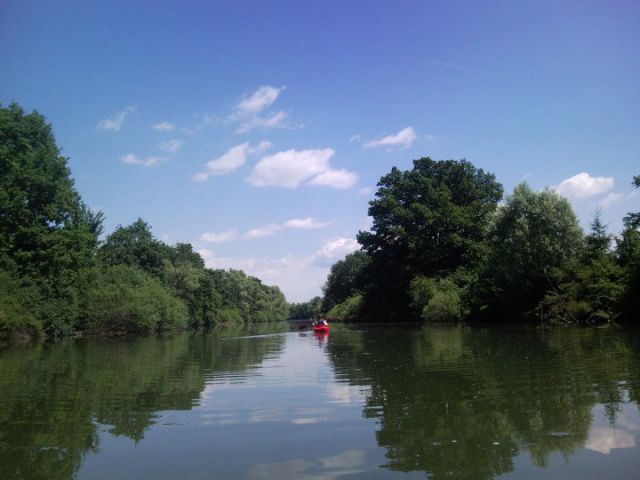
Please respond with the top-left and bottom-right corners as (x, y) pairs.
(98, 219), (170, 277)
(84, 265), (189, 333)
(537, 213), (623, 325)
(322, 251), (370, 311)
(617, 174), (640, 319)
(585, 209), (610, 258)
(481, 183), (583, 319)
(0, 103), (103, 334)
(0, 103), (103, 282)
(357, 158), (503, 319)
(289, 297), (323, 320)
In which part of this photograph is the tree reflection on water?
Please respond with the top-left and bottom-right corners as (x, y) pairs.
(327, 325), (640, 479)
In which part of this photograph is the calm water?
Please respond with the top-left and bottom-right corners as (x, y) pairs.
(1, 324), (640, 480)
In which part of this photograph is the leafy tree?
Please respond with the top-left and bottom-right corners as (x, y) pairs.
(616, 175), (640, 319)
(0, 269), (40, 338)
(410, 276), (465, 323)
(97, 218), (170, 277)
(0, 104), (102, 280)
(322, 251), (370, 311)
(84, 265), (188, 333)
(357, 158), (503, 319)
(289, 296), (323, 320)
(622, 175), (640, 230)
(326, 293), (363, 321)
(0, 103), (103, 334)
(208, 269), (288, 323)
(480, 183), (583, 319)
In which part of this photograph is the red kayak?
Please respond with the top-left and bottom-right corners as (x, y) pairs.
(313, 324), (330, 334)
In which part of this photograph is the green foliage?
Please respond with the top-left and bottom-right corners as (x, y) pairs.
(326, 293), (363, 321)
(536, 254), (624, 325)
(622, 175), (640, 230)
(0, 103), (103, 335)
(322, 251), (370, 311)
(481, 183), (583, 319)
(289, 296), (323, 319)
(98, 219), (170, 278)
(84, 265), (188, 333)
(0, 103), (102, 281)
(0, 269), (41, 338)
(208, 269), (289, 323)
(410, 276), (465, 323)
(357, 158), (502, 319)
(616, 176), (640, 319)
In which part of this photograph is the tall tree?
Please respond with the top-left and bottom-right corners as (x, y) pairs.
(481, 183), (583, 319)
(322, 250), (370, 311)
(357, 158), (503, 319)
(97, 218), (170, 277)
(617, 174), (640, 319)
(0, 103), (102, 282)
(0, 103), (103, 334)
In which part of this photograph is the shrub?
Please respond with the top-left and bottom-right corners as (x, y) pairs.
(84, 265), (188, 333)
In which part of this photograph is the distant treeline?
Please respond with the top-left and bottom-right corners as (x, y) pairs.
(0, 104), (288, 339)
(318, 158), (639, 325)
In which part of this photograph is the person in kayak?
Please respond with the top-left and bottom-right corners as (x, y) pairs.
(316, 318), (328, 327)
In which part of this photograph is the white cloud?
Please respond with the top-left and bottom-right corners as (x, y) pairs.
(97, 106), (136, 131)
(194, 141), (271, 182)
(229, 85), (289, 133)
(198, 249), (258, 272)
(284, 218), (333, 230)
(308, 169), (358, 189)
(156, 139), (184, 153)
(243, 217), (332, 239)
(200, 230), (238, 244)
(236, 85), (282, 116)
(316, 237), (359, 260)
(247, 148), (334, 188)
(152, 121), (175, 131)
(555, 172), (614, 200)
(364, 126), (416, 150)
(120, 153), (167, 167)
(247, 148), (357, 190)
(244, 223), (283, 239)
(599, 192), (624, 210)
(237, 111), (289, 134)
(350, 134), (361, 143)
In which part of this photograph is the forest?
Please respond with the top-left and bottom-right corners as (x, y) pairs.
(321, 159), (639, 325)
(0, 104), (289, 339)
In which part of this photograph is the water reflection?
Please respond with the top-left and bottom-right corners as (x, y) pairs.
(1, 324), (639, 479)
(0, 326), (286, 480)
(248, 449), (367, 480)
(327, 325), (640, 479)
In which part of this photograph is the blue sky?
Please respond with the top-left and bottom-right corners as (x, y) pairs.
(2, 0), (639, 301)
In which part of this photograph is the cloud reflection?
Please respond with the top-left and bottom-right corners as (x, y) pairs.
(585, 427), (635, 454)
(248, 449), (366, 480)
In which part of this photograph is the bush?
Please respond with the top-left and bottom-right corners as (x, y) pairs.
(0, 269), (41, 338)
(326, 294), (363, 321)
(410, 276), (464, 323)
(84, 265), (188, 333)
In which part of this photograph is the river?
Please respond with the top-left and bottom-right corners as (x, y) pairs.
(1, 323), (639, 479)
